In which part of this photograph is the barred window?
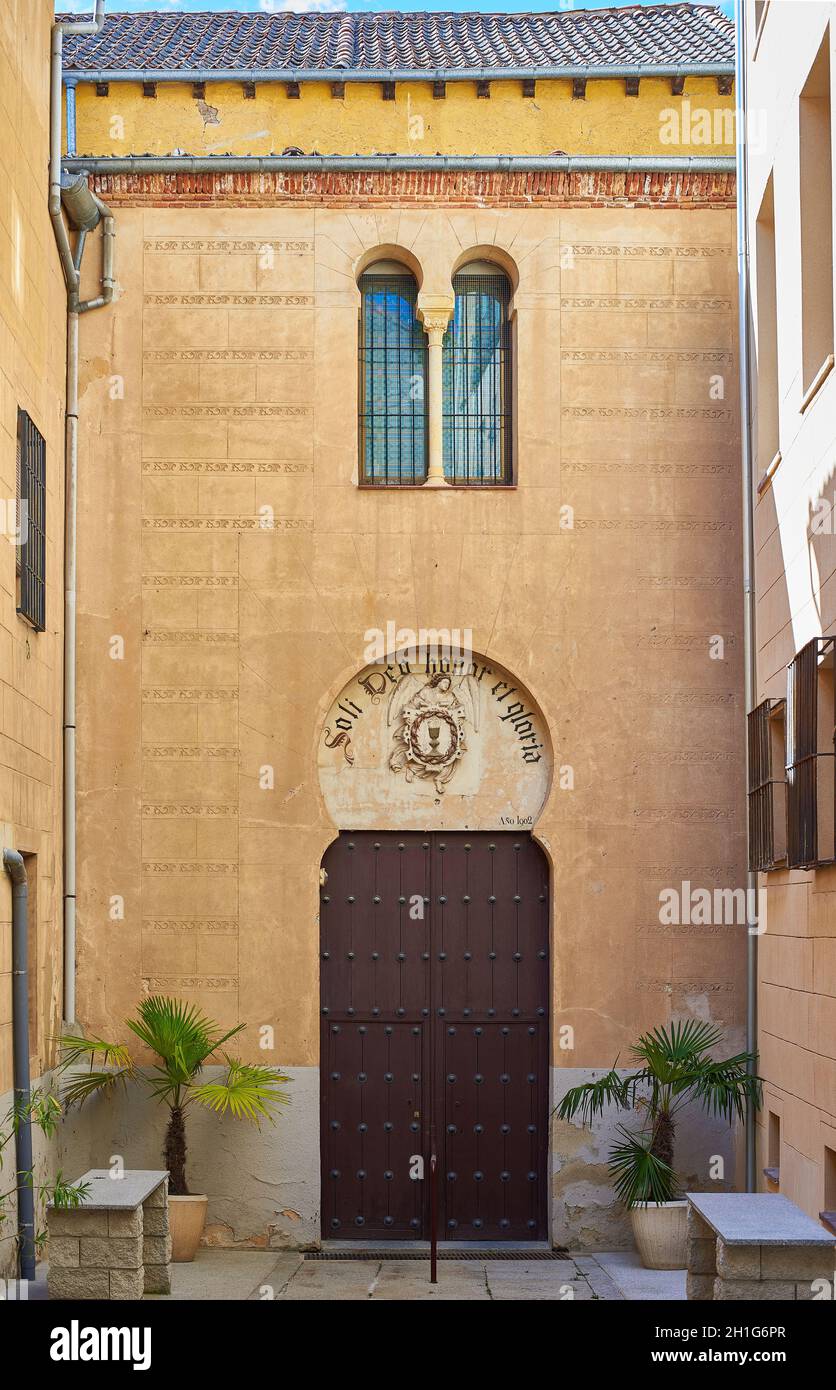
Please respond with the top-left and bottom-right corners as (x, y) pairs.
(442, 267), (512, 484)
(747, 698), (787, 871)
(787, 637), (836, 868)
(358, 267), (427, 485)
(15, 409), (46, 632)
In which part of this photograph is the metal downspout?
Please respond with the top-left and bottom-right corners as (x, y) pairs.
(735, 0), (758, 1192)
(65, 79), (77, 159)
(3, 851), (34, 1282)
(62, 299), (79, 1031)
(50, 0), (108, 1030)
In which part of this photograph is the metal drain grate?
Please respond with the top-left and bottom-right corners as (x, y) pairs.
(305, 1249), (570, 1261)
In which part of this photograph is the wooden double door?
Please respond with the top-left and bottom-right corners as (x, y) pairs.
(320, 831), (549, 1241)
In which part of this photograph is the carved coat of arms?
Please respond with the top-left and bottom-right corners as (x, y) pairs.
(387, 672), (480, 794)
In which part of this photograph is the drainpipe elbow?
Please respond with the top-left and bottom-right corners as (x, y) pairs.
(78, 202), (115, 310)
(49, 205), (80, 295)
(3, 848), (26, 887)
(56, 0), (106, 38)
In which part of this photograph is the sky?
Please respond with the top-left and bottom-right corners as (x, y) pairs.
(55, 1), (737, 21)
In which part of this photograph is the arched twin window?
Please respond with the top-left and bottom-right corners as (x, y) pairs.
(358, 263), (428, 486)
(358, 259), (513, 486)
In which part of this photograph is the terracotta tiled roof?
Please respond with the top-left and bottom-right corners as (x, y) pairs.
(63, 7), (735, 75)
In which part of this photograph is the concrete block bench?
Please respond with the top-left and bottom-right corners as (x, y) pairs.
(686, 1192), (836, 1301)
(47, 1170), (171, 1300)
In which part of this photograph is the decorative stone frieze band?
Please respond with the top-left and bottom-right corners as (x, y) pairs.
(83, 168), (736, 209)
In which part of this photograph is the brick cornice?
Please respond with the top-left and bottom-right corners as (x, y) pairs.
(85, 168), (736, 209)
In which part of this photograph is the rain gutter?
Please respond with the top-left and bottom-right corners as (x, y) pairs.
(63, 154), (736, 174)
(64, 62), (735, 85)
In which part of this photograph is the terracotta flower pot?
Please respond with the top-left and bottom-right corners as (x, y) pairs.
(168, 1194), (209, 1262)
(630, 1200), (688, 1270)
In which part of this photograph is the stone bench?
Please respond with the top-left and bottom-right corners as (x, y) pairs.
(686, 1191), (836, 1301)
(47, 1170), (171, 1300)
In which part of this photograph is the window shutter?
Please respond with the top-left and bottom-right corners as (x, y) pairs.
(786, 638), (836, 867)
(15, 409), (46, 632)
(747, 698), (787, 870)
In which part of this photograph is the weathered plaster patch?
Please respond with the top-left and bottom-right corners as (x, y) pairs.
(684, 991), (712, 1021)
(78, 355), (111, 395)
(203, 1221), (268, 1249)
(197, 101), (220, 129)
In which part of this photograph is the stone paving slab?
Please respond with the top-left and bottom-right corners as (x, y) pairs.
(269, 1257), (611, 1301)
(574, 1254), (627, 1301)
(157, 1250), (630, 1301)
(368, 1261), (492, 1301)
(483, 1260), (589, 1300)
(483, 1259), (579, 1279)
(247, 1253), (304, 1300)
(159, 1250), (291, 1301)
(593, 1251), (685, 1301)
(273, 1260), (385, 1301)
(488, 1278), (594, 1300)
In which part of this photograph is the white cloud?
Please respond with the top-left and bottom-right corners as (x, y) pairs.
(259, 0), (346, 12)
(54, 0), (183, 10)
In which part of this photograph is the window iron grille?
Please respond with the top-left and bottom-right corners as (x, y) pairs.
(442, 272), (512, 485)
(15, 409), (46, 632)
(786, 637), (836, 868)
(358, 273), (428, 486)
(747, 697), (787, 871)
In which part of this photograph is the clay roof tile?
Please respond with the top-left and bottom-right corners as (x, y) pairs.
(62, 6), (734, 74)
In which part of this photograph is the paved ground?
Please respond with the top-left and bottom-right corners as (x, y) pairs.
(594, 1250), (687, 1301)
(157, 1249), (686, 1301)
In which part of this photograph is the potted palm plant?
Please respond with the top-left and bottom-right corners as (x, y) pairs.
(556, 1021), (761, 1270)
(60, 996), (291, 1262)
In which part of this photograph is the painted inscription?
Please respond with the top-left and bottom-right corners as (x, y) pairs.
(325, 658), (545, 774)
(318, 655), (551, 830)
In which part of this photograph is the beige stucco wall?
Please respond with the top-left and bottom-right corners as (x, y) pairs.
(69, 194), (745, 1245)
(748, 0), (836, 1224)
(0, 0), (68, 1275)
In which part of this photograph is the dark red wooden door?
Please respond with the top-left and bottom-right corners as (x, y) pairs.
(320, 831), (549, 1241)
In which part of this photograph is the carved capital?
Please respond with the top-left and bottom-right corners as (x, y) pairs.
(417, 294), (454, 345)
(420, 311), (451, 343)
